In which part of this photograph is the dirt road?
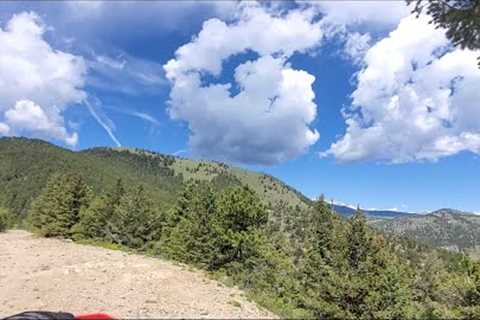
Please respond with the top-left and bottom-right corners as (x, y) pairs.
(0, 230), (274, 318)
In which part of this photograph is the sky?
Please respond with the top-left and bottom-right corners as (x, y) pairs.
(0, 1), (479, 213)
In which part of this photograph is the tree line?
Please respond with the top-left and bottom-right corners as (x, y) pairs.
(21, 172), (480, 318)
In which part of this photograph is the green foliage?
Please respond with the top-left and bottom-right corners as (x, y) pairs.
(162, 184), (270, 270)
(371, 209), (480, 257)
(104, 184), (162, 249)
(6, 137), (480, 319)
(73, 179), (125, 240)
(0, 207), (9, 232)
(29, 173), (91, 237)
(161, 181), (219, 268)
(0, 137), (308, 221)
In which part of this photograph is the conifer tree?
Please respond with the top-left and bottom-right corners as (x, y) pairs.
(298, 198), (349, 318)
(308, 197), (338, 264)
(213, 186), (268, 268)
(74, 179), (125, 239)
(106, 184), (160, 249)
(29, 173), (91, 237)
(0, 207), (9, 232)
(163, 182), (218, 268)
(347, 207), (371, 269)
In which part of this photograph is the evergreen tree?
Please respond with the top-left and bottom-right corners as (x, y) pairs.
(213, 186), (268, 268)
(298, 198), (349, 318)
(0, 207), (9, 232)
(106, 184), (161, 249)
(29, 173), (91, 237)
(347, 207), (371, 269)
(162, 182), (218, 268)
(73, 179), (125, 239)
(307, 198), (339, 264)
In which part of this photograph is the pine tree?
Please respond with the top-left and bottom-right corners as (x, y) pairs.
(162, 182), (218, 268)
(347, 207), (371, 269)
(74, 179), (125, 239)
(106, 184), (161, 249)
(213, 186), (268, 268)
(0, 207), (9, 232)
(29, 173), (91, 238)
(298, 198), (349, 318)
(308, 197), (338, 264)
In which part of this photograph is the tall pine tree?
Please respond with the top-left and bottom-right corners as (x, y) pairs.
(29, 173), (91, 237)
(74, 178), (125, 239)
(106, 184), (161, 249)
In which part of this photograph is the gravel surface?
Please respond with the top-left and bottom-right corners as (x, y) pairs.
(0, 230), (275, 318)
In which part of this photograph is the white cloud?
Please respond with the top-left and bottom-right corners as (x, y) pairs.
(0, 123), (10, 135)
(343, 32), (371, 65)
(164, 4), (322, 165)
(104, 105), (161, 126)
(307, 0), (410, 28)
(0, 12), (86, 145)
(300, 1), (411, 67)
(87, 52), (166, 96)
(63, 1), (238, 29)
(4, 100), (78, 146)
(324, 14), (480, 163)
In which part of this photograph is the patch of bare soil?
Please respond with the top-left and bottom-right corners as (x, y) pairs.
(0, 230), (275, 318)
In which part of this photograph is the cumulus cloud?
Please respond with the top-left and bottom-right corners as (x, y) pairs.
(324, 15), (480, 163)
(343, 32), (372, 65)
(4, 100), (78, 145)
(0, 12), (86, 145)
(307, 0), (410, 28)
(0, 123), (10, 135)
(301, 1), (411, 66)
(164, 4), (322, 165)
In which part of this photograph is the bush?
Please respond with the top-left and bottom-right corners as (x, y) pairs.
(0, 207), (9, 232)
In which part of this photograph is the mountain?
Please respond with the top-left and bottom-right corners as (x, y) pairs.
(0, 137), (309, 219)
(370, 208), (480, 257)
(332, 204), (417, 219)
(2, 137), (478, 259)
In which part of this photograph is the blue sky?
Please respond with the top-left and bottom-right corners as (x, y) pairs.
(1, 1), (479, 213)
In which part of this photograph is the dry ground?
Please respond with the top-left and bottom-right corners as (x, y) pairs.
(0, 230), (275, 318)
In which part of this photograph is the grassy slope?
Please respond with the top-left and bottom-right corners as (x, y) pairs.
(0, 137), (309, 218)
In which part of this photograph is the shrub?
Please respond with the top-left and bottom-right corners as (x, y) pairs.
(0, 207), (9, 232)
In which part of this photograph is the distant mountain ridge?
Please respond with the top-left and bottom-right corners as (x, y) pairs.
(332, 204), (417, 219)
(370, 208), (480, 258)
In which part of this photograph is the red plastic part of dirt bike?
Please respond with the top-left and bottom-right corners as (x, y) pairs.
(74, 313), (114, 320)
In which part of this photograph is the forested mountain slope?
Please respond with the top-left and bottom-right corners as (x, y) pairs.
(371, 208), (480, 257)
(0, 137), (308, 219)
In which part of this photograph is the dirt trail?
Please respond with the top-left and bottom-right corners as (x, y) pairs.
(0, 230), (275, 318)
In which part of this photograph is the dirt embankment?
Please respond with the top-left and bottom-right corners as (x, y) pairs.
(0, 230), (275, 318)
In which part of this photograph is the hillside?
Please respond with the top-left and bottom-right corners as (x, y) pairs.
(371, 208), (480, 255)
(2, 137), (480, 318)
(0, 137), (308, 219)
(0, 230), (273, 318)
